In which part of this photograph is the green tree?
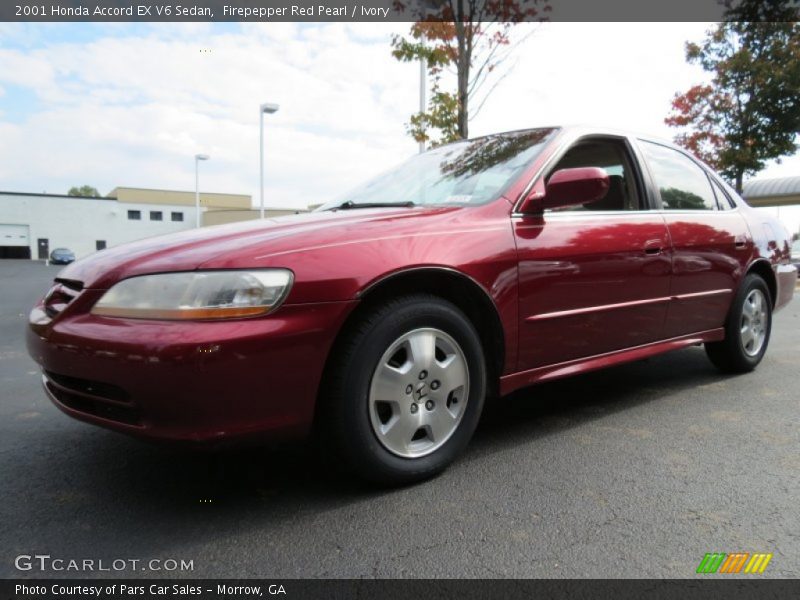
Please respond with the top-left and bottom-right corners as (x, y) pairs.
(665, 1), (800, 192)
(391, 1), (547, 147)
(67, 185), (100, 197)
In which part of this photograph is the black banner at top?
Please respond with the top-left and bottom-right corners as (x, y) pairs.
(1, 0), (799, 23)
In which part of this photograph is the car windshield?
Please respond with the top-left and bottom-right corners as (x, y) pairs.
(318, 128), (558, 210)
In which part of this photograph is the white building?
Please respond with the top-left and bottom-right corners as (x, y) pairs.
(0, 187), (302, 260)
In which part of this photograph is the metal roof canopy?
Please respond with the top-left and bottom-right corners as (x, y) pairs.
(742, 176), (800, 207)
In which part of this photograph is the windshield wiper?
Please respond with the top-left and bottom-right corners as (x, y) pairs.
(333, 200), (417, 210)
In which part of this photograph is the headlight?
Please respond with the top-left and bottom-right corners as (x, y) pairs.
(91, 269), (293, 320)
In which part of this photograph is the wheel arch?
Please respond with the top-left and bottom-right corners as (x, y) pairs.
(314, 267), (506, 428)
(746, 259), (777, 307)
(355, 268), (505, 378)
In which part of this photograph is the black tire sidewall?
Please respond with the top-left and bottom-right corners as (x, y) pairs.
(728, 274), (772, 369)
(333, 297), (486, 484)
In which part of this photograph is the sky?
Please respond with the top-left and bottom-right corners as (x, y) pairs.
(0, 22), (798, 231)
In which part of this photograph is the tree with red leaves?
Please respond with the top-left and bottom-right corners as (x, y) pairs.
(666, 1), (800, 192)
(391, 1), (548, 146)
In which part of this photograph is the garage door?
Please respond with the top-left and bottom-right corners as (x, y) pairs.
(0, 224), (29, 246)
(0, 224), (31, 258)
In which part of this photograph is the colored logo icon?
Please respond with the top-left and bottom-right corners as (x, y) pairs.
(696, 552), (773, 574)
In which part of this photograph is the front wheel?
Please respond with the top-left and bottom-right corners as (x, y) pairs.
(323, 294), (486, 485)
(705, 274), (772, 373)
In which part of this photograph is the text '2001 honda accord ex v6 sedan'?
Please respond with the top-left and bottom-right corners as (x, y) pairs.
(27, 126), (797, 484)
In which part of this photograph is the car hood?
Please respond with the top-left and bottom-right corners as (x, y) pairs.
(57, 206), (463, 289)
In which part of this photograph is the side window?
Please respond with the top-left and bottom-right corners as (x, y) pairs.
(547, 139), (642, 211)
(710, 177), (736, 209)
(640, 141), (717, 210)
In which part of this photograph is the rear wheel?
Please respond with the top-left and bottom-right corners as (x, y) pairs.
(705, 274), (772, 373)
(323, 294), (486, 485)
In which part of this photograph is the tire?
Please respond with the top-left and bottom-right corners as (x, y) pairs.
(322, 294), (486, 485)
(705, 274), (772, 373)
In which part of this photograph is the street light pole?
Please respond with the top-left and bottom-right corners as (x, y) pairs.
(194, 153), (209, 228)
(259, 102), (280, 219)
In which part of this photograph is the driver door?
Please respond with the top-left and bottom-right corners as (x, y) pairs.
(513, 136), (673, 371)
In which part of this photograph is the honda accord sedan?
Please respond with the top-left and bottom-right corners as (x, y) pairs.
(27, 126), (797, 484)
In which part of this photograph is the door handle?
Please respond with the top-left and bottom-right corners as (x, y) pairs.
(734, 235), (747, 249)
(644, 239), (664, 255)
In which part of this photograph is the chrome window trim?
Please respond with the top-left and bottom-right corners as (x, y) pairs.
(511, 206), (743, 219)
(511, 210), (662, 219)
(657, 207), (742, 215)
(511, 128), (741, 217)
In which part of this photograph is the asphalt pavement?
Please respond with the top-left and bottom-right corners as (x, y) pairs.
(1, 259), (798, 578)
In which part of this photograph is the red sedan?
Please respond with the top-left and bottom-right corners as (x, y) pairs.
(27, 126), (797, 484)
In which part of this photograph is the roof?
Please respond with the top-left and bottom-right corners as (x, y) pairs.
(108, 186), (251, 209)
(0, 190), (113, 201)
(107, 186), (251, 199)
(741, 176), (800, 199)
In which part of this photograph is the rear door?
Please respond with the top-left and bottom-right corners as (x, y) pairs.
(513, 136), (673, 371)
(637, 140), (752, 337)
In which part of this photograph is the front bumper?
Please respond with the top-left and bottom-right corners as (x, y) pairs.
(27, 296), (356, 444)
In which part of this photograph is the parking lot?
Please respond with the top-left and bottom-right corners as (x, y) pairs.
(1, 259), (798, 578)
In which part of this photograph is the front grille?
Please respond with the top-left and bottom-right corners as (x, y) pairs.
(44, 280), (82, 318)
(44, 370), (141, 426)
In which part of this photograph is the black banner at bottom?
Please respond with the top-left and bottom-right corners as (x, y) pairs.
(2, 579), (799, 600)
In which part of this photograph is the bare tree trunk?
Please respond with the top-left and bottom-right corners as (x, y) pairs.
(735, 169), (744, 194)
(457, 54), (469, 139)
(454, 1), (469, 139)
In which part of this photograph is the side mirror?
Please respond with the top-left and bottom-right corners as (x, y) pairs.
(519, 167), (610, 213)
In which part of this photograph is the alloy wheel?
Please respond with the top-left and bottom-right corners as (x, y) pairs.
(740, 288), (768, 357)
(368, 327), (469, 458)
